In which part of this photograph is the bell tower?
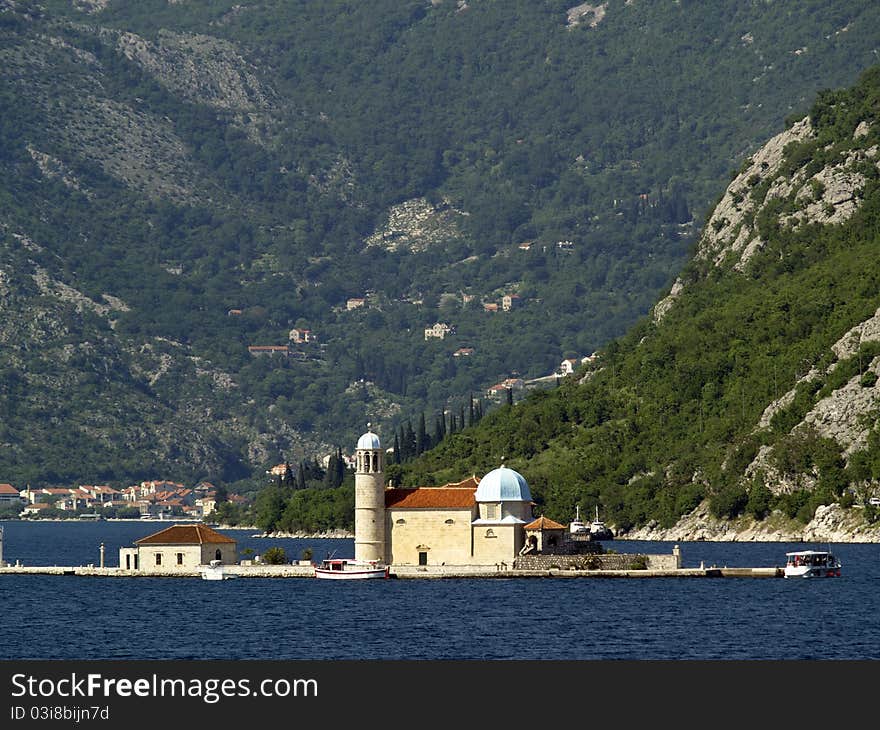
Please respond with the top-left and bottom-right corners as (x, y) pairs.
(354, 424), (386, 563)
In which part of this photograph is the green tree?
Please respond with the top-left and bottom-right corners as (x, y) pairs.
(261, 547), (287, 565)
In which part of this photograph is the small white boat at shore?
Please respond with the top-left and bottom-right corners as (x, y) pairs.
(783, 550), (841, 578)
(201, 559), (237, 580)
(313, 558), (389, 580)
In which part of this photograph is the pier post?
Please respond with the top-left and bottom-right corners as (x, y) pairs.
(672, 544), (681, 569)
(0, 525), (4, 567)
(100, 543), (105, 569)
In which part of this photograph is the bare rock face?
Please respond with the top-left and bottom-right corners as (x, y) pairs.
(746, 306), (880, 491)
(654, 117), (877, 323)
(654, 119), (814, 322)
(566, 3), (607, 29)
(700, 117), (815, 268)
(365, 198), (467, 253)
(619, 500), (880, 543)
(112, 29), (279, 146)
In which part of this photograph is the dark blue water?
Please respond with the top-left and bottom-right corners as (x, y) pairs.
(2, 520), (878, 660)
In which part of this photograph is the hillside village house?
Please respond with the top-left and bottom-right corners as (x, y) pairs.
(558, 353), (599, 376)
(487, 378), (525, 397)
(0, 483), (23, 505)
(289, 328), (314, 344)
(424, 322), (454, 340)
(119, 523), (238, 573)
(559, 358), (581, 376)
(502, 294), (521, 311)
(346, 297), (366, 310)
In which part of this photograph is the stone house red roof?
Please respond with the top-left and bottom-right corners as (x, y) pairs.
(134, 524), (236, 545)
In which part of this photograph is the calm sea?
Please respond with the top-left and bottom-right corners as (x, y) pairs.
(1, 520), (878, 660)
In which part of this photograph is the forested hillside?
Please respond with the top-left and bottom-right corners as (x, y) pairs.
(1, 0), (878, 492)
(400, 67), (880, 536)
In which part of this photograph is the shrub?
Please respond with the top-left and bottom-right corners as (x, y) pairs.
(628, 555), (648, 570)
(710, 483), (748, 519)
(261, 547), (287, 565)
(746, 482), (773, 520)
(860, 371), (878, 388)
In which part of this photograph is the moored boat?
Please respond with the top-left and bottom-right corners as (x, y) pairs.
(313, 558), (390, 580)
(569, 505), (589, 535)
(201, 559), (236, 580)
(783, 550), (841, 578)
(589, 506), (614, 541)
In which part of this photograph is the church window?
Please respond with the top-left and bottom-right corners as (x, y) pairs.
(485, 529), (496, 538)
(396, 518), (406, 525)
(155, 553), (162, 566)
(176, 552), (184, 565)
(485, 504), (498, 519)
(444, 519), (454, 525)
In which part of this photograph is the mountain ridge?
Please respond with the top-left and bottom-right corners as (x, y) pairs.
(2, 1), (879, 492)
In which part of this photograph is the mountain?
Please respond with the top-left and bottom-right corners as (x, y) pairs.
(400, 66), (880, 540)
(1, 0), (878, 490)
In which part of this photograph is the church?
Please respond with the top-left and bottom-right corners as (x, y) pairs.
(353, 426), (544, 567)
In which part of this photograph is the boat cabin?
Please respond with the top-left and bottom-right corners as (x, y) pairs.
(785, 550), (836, 568)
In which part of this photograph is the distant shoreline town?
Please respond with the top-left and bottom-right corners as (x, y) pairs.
(0, 480), (248, 521)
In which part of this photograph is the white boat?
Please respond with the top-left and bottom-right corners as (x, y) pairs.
(569, 505), (589, 535)
(783, 550), (841, 578)
(201, 559), (236, 580)
(313, 558), (390, 580)
(589, 506), (614, 541)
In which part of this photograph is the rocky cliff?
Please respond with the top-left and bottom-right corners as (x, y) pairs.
(619, 500), (880, 543)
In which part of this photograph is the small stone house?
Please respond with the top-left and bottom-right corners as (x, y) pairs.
(523, 515), (567, 553)
(119, 523), (238, 573)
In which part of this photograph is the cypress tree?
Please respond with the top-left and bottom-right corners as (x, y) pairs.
(335, 446), (345, 486)
(403, 420), (416, 461)
(416, 413), (428, 455)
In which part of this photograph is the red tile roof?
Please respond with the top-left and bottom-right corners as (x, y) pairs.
(135, 524), (236, 545)
(385, 487), (476, 509)
(524, 515), (566, 531)
(0, 483), (19, 495)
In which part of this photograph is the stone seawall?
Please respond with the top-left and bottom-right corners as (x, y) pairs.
(515, 551), (679, 572)
(0, 564), (315, 578)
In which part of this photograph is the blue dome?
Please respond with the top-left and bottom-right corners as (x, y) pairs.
(357, 430), (381, 450)
(475, 465), (532, 502)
